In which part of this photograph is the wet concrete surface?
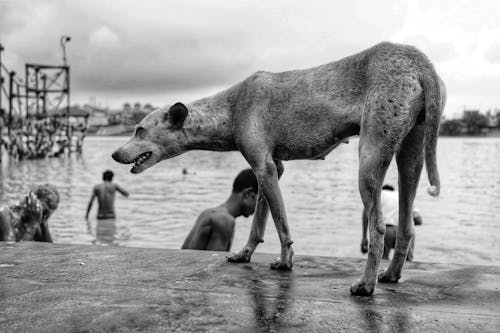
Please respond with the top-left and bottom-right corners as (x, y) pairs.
(0, 242), (499, 332)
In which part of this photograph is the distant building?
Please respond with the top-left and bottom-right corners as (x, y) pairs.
(463, 109), (480, 117)
(85, 105), (109, 127)
(108, 109), (124, 125)
(51, 106), (89, 126)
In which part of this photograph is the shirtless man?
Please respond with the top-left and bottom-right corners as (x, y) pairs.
(182, 169), (258, 251)
(0, 184), (60, 242)
(85, 170), (129, 220)
(361, 184), (423, 261)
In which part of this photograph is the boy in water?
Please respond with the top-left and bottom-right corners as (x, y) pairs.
(0, 184), (60, 242)
(85, 170), (129, 220)
(360, 184), (423, 261)
(182, 169), (258, 251)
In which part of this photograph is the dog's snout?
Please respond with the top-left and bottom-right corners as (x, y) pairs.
(112, 149), (124, 163)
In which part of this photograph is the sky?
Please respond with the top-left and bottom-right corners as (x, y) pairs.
(1, 0), (500, 117)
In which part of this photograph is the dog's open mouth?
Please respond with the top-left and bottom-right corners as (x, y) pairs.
(131, 151), (153, 173)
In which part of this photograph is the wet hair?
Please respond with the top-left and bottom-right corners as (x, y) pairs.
(232, 169), (258, 194)
(35, 184), (60, 211)
(103, 170), (114, 181)
(382, 184), (395, 191)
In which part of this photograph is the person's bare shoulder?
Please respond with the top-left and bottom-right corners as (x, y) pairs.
(209, 209), (236, 230)
(193, 208), (216, 227)
(93, 183), (104, 193)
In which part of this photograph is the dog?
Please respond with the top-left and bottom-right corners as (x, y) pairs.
(112, 42), (445, 296)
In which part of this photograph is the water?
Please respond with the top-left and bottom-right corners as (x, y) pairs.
(1, 137), (499, 266)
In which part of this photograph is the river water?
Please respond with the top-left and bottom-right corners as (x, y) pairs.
(1, 137), (499, 265)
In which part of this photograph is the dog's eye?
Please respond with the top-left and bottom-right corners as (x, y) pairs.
(135, 127), (146, 138)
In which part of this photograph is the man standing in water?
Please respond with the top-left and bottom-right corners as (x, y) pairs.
(182, 169), (258, 251)
(85, 170), (129, 221)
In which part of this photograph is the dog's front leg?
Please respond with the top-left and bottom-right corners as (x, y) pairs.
(256, 157), (294, 270)
(227, 160), (285, 264)
(227, 187), (270, 263)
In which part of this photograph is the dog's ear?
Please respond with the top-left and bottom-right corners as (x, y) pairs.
(167, 102), (188, 128)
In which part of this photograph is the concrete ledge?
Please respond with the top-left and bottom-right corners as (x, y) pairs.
(1, 242), (499, 332)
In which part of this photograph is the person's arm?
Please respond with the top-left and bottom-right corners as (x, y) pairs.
(0, 209), (15, 242)
(85, 188), (96, 220)
(361, 210), (369, 253)
(21, 192), (44, 241)
(115, 183), (129, 197)
(34, 222), (53, 242)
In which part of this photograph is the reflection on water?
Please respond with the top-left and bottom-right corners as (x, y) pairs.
(0, 137), (499, 265)
(249, 272), (294, 332)
(351, 296), (411, 332)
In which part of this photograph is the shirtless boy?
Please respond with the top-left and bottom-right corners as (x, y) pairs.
(0, 184), (60, 242)
(182, 169), (258, 251)
(85, 170), (129, 220)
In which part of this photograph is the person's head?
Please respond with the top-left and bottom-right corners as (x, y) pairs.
(382, 184), (395, 191)
(103, 170), (114, 181)
(34, 184), (60, 219)
(232, 169), (258, 217)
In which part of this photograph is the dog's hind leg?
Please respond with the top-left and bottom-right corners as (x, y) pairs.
(379, 122), (425, 283)
(227, 160), (284, 263)
(351, 119), (395, 296)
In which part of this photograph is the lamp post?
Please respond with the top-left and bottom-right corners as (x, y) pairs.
(60, 35), (71, 66)
(60, 35), (71, 153)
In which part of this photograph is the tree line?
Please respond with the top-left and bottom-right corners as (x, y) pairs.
(440, 111), (498, 136)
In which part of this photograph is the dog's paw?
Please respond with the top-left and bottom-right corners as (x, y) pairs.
(270, 257), (293, 270)
(226, 249), (252, 263)
(378, 270), (400, 283)
(350, 280), (375, 296)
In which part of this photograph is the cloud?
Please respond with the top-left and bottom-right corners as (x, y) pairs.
(88, 26), (122, 49)
(484, 41), (500, 63)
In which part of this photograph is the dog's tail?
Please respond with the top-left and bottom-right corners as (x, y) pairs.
(420, 62), (445, 197)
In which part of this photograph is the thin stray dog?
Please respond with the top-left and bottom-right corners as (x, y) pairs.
(112, 42), (445, 296)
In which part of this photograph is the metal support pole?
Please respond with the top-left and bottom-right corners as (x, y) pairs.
(35, 67), (39, 116)
(16, 83), (22, 119)
(41, 74), (47, 115)
(25, 64), (29, 118)
(8, 71), (15, 136)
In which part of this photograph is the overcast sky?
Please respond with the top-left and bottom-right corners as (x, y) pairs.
(1, 0), (499, 116)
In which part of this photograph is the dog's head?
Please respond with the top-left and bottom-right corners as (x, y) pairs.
(112, 102), (189, 174)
